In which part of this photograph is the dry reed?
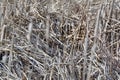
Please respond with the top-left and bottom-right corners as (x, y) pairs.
(0, 0), (120, 80)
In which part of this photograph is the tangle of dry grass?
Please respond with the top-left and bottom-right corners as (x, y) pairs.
(0, 0), (120, 80)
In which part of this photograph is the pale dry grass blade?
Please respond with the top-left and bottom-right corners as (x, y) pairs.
(27, 22), (33, 42)
(0, 24), (6, 42)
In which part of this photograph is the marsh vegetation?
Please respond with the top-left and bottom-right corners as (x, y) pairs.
(0, 0), (120, 80)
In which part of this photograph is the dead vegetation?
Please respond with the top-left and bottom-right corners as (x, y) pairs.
(0, 0), (120, 80)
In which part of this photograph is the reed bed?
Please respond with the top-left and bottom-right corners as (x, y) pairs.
(0, 0), (120, 80)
